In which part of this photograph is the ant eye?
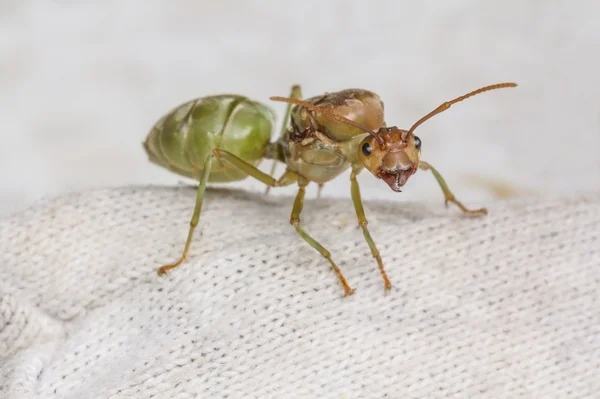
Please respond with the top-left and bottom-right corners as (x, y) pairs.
(361, 142), (372, 157)
(414, 136), (421, 150)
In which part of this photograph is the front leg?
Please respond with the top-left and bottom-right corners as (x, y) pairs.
(350, 170), (392, 291)
(419, 161), (487, 216)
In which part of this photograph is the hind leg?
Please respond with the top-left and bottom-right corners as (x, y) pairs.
(157, 152), (214, 276)
(158, 150), (297, 276)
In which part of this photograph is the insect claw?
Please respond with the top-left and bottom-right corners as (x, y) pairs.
(157, 267), (169, 276)
(468, 208), (488, 216)
(157, 257), (186, 276)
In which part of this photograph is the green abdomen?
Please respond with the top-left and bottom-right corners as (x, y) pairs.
(143, 95), (275, 182)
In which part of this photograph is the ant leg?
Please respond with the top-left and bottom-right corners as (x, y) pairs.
(316, 183), (324, 199)
(213, 149), (353, 295)
(158, 150), (297, 276)
(290, 177), (355, 296)
(265, 84), (302, 195)
(157, 151), (214, 276)
(350, 170), (391, 290)
(213, 149), (297, 187)
(419, 160), (487, 216)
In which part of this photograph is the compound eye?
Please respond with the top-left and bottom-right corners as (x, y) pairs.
(361, 142), (372, 157)
(414, 136), (422, 151)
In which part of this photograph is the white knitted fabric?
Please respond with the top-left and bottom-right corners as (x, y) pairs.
(1, 186), (599, 398)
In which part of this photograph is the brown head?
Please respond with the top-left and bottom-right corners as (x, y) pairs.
(271, 82), (517, 192)
(357, 126), (421, 192)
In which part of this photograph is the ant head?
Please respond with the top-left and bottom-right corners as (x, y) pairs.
(357, 126), (421, 192)
(270, 82), (516, 192)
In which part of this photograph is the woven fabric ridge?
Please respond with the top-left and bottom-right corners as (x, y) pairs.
(1, 186), (599, 398)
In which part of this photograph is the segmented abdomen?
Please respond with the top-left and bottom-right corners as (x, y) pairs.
(143, 94), (275, 183)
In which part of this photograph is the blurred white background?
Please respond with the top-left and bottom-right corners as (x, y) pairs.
(1, 1), (599, 218)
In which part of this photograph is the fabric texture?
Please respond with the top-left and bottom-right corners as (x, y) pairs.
(1, 186), (599, 398)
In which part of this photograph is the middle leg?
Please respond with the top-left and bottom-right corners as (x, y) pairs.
(290, 177), (355, 296)
(214, 149), (353, 295)
(316, 183), (325, 199)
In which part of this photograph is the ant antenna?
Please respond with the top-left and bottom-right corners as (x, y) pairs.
(270, 96), (386, 148)
(406, 82), (517, 137)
